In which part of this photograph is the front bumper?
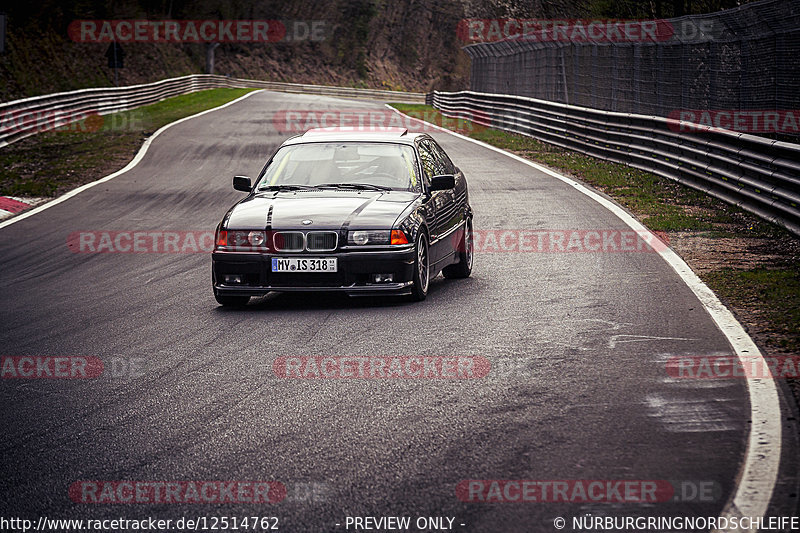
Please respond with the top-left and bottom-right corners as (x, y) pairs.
(212, 246), (416, 297)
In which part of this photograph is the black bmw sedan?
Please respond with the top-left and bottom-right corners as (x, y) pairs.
(212, 127), (473, 306)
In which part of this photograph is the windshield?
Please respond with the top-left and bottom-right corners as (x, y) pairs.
(256, 142), (419, 192)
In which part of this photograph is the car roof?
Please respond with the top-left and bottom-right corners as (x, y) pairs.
(282, 127), (428, 146)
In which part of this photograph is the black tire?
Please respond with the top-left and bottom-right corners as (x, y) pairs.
(442, 218), (473, 279)
(409, 232), (430, 302)
(214, 293), (250, 307)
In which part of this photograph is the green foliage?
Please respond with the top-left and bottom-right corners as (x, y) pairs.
(706, 267), (800, 351)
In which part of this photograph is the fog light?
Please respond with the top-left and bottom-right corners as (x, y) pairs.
(224, 274), (244, 284)
(372, 273), (394, 283)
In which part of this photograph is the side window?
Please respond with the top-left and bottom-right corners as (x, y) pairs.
(419, 140), (448, 180)
(417, 141), (438, 183)
(429, 140), (455, 174)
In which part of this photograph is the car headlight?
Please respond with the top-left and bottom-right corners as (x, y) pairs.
(348, 230), (390, 245)
(215, 229), (267, 250)
(247, 231), (265, 246)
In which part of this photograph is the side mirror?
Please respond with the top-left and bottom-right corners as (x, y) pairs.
(233, 175), (252, 192)
(429, 174), (455, 191)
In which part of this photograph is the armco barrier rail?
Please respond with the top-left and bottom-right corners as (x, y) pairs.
(432, 90), (800, 236)
(0, 75), (426, 148)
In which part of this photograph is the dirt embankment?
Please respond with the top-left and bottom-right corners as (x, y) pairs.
(0, 0), (476, 102)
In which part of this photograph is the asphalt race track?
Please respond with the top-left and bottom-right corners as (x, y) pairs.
(1, 90), (797, 532)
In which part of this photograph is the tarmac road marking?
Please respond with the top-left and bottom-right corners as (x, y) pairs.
(387, 103), (782, 526)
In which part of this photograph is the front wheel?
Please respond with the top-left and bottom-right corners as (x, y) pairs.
(409, 232), (430, 301)
(442, 218), (473, 279)
(214, 293), (250, 307)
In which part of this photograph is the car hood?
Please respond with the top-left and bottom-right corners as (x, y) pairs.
(225, 190), (419, 230)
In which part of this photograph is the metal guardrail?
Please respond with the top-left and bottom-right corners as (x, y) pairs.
(249, 80), (426, 103)
(0, 75), (426, 148)
(432, 90), (800, 236)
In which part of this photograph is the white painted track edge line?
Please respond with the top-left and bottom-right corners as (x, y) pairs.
(385, 104), (781, 532)
(0, 89), (264, 231)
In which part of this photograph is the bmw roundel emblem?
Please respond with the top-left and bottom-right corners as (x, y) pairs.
(302, 219), (313, 225)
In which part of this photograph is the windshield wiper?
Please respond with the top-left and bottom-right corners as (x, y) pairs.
(315, 183), (392, 191)
(257, 184), (315, 192)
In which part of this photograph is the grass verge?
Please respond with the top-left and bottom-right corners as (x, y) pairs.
(0, 88), (257, 198)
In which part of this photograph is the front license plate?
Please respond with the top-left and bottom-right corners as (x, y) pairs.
(271, 257), (338, 272)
